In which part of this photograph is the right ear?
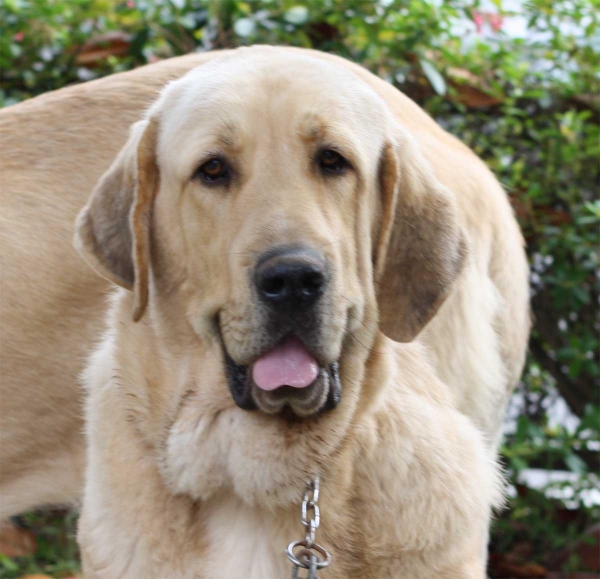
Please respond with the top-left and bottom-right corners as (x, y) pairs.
(373, 127), (468, 342)
(74, 118), (158, 321)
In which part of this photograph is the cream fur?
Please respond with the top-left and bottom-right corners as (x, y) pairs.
(78, 295), (502, 578)
(0, 45), (530, 577)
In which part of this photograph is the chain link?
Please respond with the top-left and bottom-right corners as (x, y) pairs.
(286, 477), (332, 579)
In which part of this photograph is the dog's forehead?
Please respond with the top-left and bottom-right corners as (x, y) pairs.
(154, 51), (388, 154)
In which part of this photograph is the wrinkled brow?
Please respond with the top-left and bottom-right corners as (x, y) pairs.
(298, 110), (354, 138)
(214, 120), (240, 150)
(297, 114), (338, 142)
(297, 115), (359, 160)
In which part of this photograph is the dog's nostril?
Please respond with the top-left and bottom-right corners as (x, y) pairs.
(300, 270), (324, 297)
(261, 273), (287, 297)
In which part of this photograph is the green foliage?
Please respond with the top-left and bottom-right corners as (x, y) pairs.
(0, 511), (79, 578)
(1, 0), (598, 575)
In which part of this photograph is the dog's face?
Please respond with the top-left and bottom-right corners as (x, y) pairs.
(76, 48), (466, 505)
(153, 53), (391, 419)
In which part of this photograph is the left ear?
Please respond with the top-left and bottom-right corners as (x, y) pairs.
(74, 117), (159, 321)
(374, 126), (468, 342)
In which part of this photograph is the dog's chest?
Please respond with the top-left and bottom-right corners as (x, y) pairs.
(199, 496), (297, 579)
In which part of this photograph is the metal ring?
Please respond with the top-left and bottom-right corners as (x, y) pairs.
(311, 477), (320, 503)
(286, 540), (331, 569)
(305, 519), (316, 546)
(301, 502), (320, 529)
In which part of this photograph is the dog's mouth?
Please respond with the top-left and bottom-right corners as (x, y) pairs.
(224, 335), (341, 418)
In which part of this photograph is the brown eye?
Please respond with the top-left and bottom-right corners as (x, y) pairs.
(194, 158), (230, 183)
(319, 149), (348, 174)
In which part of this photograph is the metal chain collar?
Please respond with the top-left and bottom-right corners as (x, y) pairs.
(286, 476), (332, 579)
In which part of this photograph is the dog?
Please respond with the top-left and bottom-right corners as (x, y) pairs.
(67, 47), (528, 579)
(67, 46), (528, 578)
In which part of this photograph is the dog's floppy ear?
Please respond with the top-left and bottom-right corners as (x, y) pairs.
(374, 127), (468, 342)
(74, 118), (159, 321)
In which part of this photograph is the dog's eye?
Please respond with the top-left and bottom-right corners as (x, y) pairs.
(193, 158), (230, 184)
(318, 149), (348, 174)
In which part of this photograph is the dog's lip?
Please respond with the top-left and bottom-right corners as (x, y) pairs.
(223, 349), (257, 410)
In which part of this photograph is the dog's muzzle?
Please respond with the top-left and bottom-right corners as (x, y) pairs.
(224, 245), (341, 418)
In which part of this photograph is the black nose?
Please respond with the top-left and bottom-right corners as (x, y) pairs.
(255, 247), (327, 311)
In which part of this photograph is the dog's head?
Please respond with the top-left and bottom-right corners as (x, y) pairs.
(75, 47), (466, 505)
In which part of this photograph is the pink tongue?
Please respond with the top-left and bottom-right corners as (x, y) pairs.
(252, 336), (319, 391)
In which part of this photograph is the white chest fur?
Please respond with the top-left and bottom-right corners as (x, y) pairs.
(201, 496), (298, 579)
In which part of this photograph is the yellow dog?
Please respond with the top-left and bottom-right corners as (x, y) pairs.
(1, 46), (529, 578)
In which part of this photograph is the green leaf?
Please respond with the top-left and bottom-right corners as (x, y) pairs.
(510, 456), (529, 472)
(233, 17), (256, 37)
(564, 452), (587, 474)
(420, 58), (446, 95)
(0, 554), (19, 572)
(284, 6), (309, 25)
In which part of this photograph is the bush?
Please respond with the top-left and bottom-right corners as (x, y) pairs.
(1, 0), (598, 576)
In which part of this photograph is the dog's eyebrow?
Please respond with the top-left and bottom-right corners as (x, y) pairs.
(298, 116), (354, 149)
(215, 121), (239, 149)
(298, 120), (332, 141)
(298, 120), (357, 165)
(217, 132), (235, 148)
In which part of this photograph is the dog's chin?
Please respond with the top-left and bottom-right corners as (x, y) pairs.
(224, 351), (341, 419)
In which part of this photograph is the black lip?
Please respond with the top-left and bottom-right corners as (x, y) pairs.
(223, 350), (341, 416)
(224, 353), (257, 410)
(323, 361), (341, 412)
